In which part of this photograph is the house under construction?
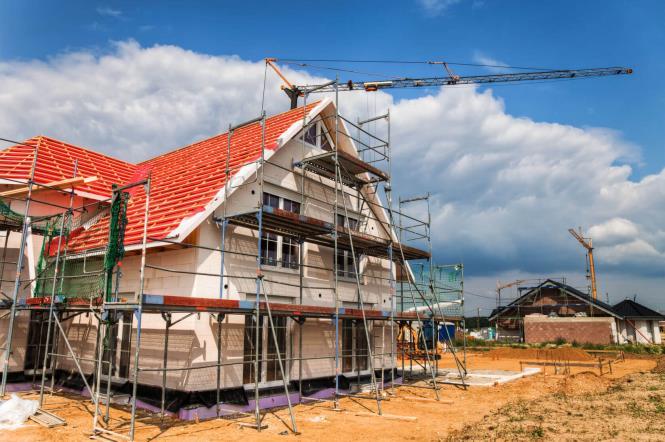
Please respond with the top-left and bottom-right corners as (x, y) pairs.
(0, 94), (464, 439)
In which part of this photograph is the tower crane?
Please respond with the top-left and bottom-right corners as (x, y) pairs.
(568, 227), (598, 300)
(265, 58), (632, 108)
(496, 279), (526, 307)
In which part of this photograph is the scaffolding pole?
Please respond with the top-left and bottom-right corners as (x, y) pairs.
(0, 138), (40, 396)
(0, 95), (459, 439)
(128, 175), (151, 442)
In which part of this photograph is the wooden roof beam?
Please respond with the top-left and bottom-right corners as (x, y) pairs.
(0, 176), (98, 197)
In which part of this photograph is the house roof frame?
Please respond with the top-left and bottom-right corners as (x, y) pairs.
(489, 279), (622, 321)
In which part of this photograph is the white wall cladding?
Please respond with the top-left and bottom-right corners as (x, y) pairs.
(10, 106), (398, 391)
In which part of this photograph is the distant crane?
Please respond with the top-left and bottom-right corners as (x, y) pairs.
(265, 58), (633, 108)
(568, 227), (598, 300)
(496, 279), (526, 307)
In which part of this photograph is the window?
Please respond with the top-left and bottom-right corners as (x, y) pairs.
(341, 319), (370, 373)
(281, 237), (299, 270)
(261, 233), (279, 266)
(101, 311), (133, 379)
(337, 214), (358, 231)
(337, 250), (356, 278)
(243, 315), (288, 384)
(336, 214), (358, 278)
(300, 120), (334, 151)
(24, 311), (54, 372)
(117, 311), (133, 378)
(263, 193), (280, 209)
(266, 316), (287, 382)
(282, 198), (300, 213)
(261, 193), (301, 269)
(243, 315), (263, 384)
(303, 124), (317, 146)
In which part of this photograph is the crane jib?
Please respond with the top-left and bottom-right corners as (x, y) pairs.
(295, 67), (633, 94)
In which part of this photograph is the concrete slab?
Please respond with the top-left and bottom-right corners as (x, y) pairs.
(437, 367), (541, 387)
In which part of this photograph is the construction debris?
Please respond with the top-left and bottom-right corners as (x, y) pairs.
(0, 394), (38, 430)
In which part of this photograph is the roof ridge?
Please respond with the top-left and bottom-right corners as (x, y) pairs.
(138, 101), (322, 166)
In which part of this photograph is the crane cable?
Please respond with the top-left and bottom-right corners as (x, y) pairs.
(275, 58), (556, 71)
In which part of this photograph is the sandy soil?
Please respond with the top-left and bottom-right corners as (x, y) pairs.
(448, 358), (665, 441)
(0, 351), (656, 442)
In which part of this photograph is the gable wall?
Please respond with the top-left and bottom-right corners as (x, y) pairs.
(497, 287), (614, 330)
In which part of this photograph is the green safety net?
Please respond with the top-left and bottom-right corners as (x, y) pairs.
(0, 198), (69, 236)
(29, 189), (130, 302)
(397, 263), (464, 317)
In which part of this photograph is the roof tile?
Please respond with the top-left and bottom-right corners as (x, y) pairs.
(0, 103), (320, 253)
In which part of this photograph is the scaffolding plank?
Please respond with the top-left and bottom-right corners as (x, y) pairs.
(297, 150), (389, 186)
(228, 206), (429, 261)
(29, 408), (66, 428)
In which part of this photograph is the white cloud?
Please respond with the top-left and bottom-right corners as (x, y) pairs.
(0, 41), (663, 305)
(0, 41), (332, 160)
(96, 6), (122, 18)
(588, 218), (639, 246)
(417, 0), (462, 16)
(472, 51), (510, 73)
(388, 86), (664, 278)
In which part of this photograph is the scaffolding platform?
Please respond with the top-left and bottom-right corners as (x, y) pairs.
(228, 205), (429, 261)
(21, 293), (458, 321)
(0, 89), (466, 441)
(295, 149), (389, 187)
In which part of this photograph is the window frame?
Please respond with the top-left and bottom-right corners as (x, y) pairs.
(260, 192), (301, 271)
(341, 319), (371, 376)
(243, 315), (290, 387)
(300, 119), (334, 152)
(335, 214), (360, 279)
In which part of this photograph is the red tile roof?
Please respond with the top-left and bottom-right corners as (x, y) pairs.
(0, 136), (137, 198)
(0, 102), (321, 253)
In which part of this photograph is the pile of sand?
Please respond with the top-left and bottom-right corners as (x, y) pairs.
(486, 347), (595, 361)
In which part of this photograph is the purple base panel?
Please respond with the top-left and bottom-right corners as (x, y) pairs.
(179, 391), (303, 420)
(5, 380), (402, 422)
(136, 398), (176, 416)
(303, 387), (336, 400)
(4, 382), (34, 393)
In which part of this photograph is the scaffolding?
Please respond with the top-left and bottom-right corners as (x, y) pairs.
(0, 79), (464, 440)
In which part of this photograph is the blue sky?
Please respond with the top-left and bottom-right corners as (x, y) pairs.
(0, 1), (663, 311)
(2, 0), (663, 176)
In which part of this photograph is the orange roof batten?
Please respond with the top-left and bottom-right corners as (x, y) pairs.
(0, 102), (324, 253)
(0, 135), (137, 199)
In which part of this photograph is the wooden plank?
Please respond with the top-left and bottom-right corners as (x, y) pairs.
(353, 412), (417, 422)
(29, 408), (66, 427)
(0, 176), (97, 197)
(398, 396), (454, 404)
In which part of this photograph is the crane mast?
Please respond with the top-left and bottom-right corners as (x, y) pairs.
(568, 228), (598, 300)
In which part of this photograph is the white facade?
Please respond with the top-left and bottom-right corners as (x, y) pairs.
(616, 319), (662, 344)
(1, 103), (399, 398)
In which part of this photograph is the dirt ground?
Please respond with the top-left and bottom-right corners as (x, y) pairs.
(448, 358), (665, 441)
(0, 350), (657, 442)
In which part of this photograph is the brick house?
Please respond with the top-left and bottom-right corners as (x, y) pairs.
(490, 279), (663, 345)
